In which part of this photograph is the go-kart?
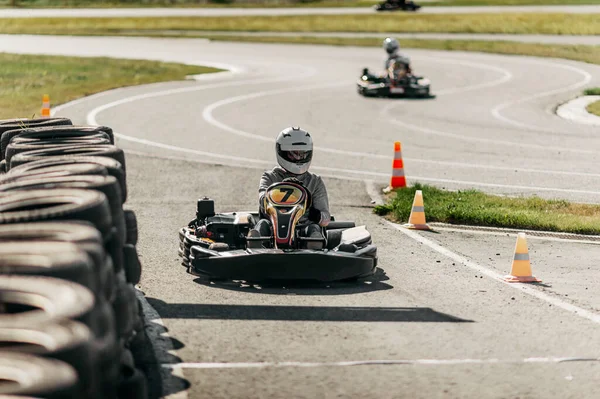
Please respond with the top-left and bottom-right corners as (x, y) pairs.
(178, 181), (377, 282)
(357, 68), (431, 98)
(374, 0), (421, 11)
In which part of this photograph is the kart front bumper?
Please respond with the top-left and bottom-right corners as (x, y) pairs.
(189, 246), (377, 282)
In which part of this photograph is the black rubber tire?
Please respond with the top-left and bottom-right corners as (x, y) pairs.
(0, 117), (72, 155)
(0, 275), (94, 329)
(0, 352), (79, 398)
(0, 221), (116, 303)
(0, 319), (98, 399)
(123, 209), (138, 245)
(8, 144), (126, 174)
(1, 125), (112, 160)
(0, 175), (126, 246)
(0, 162), (108, 184)
(112, 270), (136, 340)
(7, 156), (127, 202)
(0, 188), (113, 239)
(0, 241), (99, 297)
(122, 243), (142, 285)
(5, 137), (111, 164)
(3, 125), (113, 145)
(326, 229), (344, 250)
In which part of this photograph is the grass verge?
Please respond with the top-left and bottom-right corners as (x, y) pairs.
(195, 35), (600, 67)
(586, 99), (600, 117)
(583, 87), (600, 95)
(0, 52), (221, 119)
(3, 0), (600, 8)
(2, 13), (600, 35)
(375, 184), (600, 235)
(583, 88), (600, 117)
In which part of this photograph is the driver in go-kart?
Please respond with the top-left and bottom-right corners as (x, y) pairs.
(247, 126), (330, 249)
(383, 37), (412, 82)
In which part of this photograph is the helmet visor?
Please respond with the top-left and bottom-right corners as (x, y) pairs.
(279, 149), (313, 164)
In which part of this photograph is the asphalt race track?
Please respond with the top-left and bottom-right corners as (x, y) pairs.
(1, 35), (599, 398)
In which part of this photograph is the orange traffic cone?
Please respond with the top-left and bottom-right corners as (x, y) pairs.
(504, 233), (541, 283)
(41, 94), (50, 117)
(384, 141), (406, 192)
(403, 190), (432, 230)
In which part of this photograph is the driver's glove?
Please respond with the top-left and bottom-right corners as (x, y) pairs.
(308, 207), (322, 224)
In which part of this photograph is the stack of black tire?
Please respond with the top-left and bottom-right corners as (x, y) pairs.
(0, 117), (147, 399)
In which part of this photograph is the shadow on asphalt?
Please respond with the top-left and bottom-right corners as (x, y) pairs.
(191, 267), (394, 296)
(147, 297), (472, 323)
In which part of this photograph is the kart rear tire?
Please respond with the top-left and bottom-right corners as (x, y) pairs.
(0, 352), (79, 398)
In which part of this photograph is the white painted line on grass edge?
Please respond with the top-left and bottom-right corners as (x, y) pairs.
(386, 221), (600, 325)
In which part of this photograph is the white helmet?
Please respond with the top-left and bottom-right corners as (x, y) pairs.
(383, 37), (400, 55)
(275, 126), (313, 175)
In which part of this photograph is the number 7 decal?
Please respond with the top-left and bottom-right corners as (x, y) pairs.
(279, 187), (294, 202)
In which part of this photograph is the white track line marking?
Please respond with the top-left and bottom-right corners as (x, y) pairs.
(162, 357), (599, 369)
(81, 53), (600, 194)
(134, 289), (189, 399)
(86, 61), (317, 123)
(490, 61), (593, 131)
(202, 57), (513, 160)
(384, 114), (597, 155)
(387, 221), (600, 325)
(88, 114), (600, 196)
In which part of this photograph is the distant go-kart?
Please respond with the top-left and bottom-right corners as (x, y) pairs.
(178, 181), (377, 282)
(374, 0), (421, 11)
(357, 68), (431, 98)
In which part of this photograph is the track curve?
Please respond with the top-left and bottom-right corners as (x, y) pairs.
(2, 34), (600, 399)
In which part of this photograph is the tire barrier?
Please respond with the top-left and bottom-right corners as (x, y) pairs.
(0, 118), (147, 398)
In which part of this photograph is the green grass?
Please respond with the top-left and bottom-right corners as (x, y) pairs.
(0, 0), (380, 8)
(587, 99), (600, 117)
(2, 13), (600, 35)
(0, 52), (220, 119)
(3, 0), (600, 8)
(584, 87), (600, 95)
(375, 184), (600, 235)
(192, 36), (600, 67)
(427, 0), (600, 5)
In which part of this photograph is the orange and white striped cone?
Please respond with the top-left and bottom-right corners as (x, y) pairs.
(383, 141), (406, 193)
(504, 233), (541, 283)
(403, 190), (432, 230)
(41, 94), (50, 117)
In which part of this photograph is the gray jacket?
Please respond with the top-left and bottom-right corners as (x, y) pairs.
(385, 52), (411, 70)
(258, 167), (331, 226)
